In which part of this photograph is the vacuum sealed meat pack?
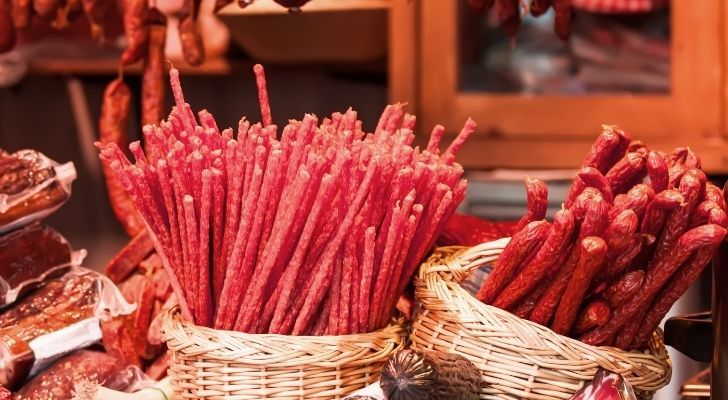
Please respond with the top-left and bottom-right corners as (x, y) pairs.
(0, 268), (135, 388)
(0, 223), (85, 306)
(0, 149), (76, 233)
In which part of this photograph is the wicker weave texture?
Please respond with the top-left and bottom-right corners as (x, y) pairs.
(411, 238), (672, 400)
(162, 308), (406, 399)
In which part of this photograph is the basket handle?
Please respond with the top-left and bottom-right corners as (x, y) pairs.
(422, 237), (509, 283)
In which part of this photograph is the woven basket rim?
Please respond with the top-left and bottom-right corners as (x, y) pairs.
(162, 307), (407, 368)
(412, 238), (672, 394)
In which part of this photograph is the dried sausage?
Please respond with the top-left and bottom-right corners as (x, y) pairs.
(652, 169), (706, 264)
(551, 236), (607, 335)
(141, 8), (167, 127)
(581, 129), (622, 174)
(494, 209), (575, 310)
(646, 151), (668, 192)
(600, 234), (642, 282)
(668, 147), (688, 166)
(608, 184), (654, 222)
(120, 0), (149, 66)
(475, 220), (550, 304)
(640, 189), (684, 237)
(574, 299), (612, 336)
(706, 182), (726, 211)
(576, 167), (613, 203)
(581, 224), (726, 347)
(514, 177), (548, 232)
(605, 152), (646, 195)
(629, 243), (719, 349)
(99, 78), (147, 236)
(574, 189), (609, 239)
(603, 270), (644, 309)
(179, 0), (205, 66)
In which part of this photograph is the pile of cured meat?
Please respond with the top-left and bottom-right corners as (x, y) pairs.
(98, 65), (473, 335)
(477, 126), (728, 350)
(102, 231), (172, 381)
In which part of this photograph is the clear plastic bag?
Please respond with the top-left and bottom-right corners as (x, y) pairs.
(16, 350), (137, 400)
(0, 223), (86, 306)
(0, 149), (76, 234)
(0, 267), (135, 388)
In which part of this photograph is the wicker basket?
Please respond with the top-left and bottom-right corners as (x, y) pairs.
(411, 238), (672, 400)
(161, 307), (406, 400)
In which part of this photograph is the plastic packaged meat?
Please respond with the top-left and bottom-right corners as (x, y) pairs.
(380, 349), (481, 400)
(0, 149), (76, 234)
(15, 350), (136, 400)
(0, 268), (135, 388)
(0, 223), (85, 306)
(569, 368), (637, 400)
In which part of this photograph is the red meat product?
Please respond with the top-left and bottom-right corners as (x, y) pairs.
(581, 129), (622, 174)
(573, 189), (609, 239)
(98, 78), (146, 236)
(15, 350), (130, 400)
(0, 150), (76, 233)
(514, 177), (548, 232)
(82, 0), (112, 40)
(605, 152), (646, 195)
(10, 0), (31, 30)
(640, 190), (684, 237)
(646, 151), (668, 192)
(493, 209), (575, 310)
(475, 220), (550, 304)
(551, 237), (607, 335)
(178, 6), (204, 66)
(668, 147), (688, 166)
(99, 65), (471, 334)
(581, 224), (726, 347)
(120, 0), (149, 65)
(577, 167), (614, 203)
(0, 270), (134, 388)
(568, 368), (637, 400)
(100, 319), (141, 367)
(652, 169), (706, 264)
(104, 231), (154, 283)
(603, 270), (644, 309)
(574, 299), (612, 336)
(629, 241), (720, 349)
(141, 8), (167, 128)
(705, 182), (726, 211)
(0, 223), (74, 305)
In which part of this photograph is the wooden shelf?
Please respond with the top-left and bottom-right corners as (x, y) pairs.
(27, 56), (236, 76)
